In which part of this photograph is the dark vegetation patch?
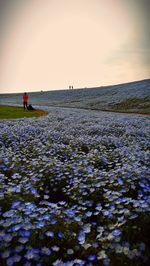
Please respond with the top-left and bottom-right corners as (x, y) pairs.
(111, 97), (150, 114)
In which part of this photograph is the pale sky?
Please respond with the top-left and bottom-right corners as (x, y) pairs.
(0, 0), (150, 93)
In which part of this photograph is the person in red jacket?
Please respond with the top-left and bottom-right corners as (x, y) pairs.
(23, 92), (28, 109)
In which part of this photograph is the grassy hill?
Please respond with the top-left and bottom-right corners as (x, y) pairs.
(0, 79), (150, 114)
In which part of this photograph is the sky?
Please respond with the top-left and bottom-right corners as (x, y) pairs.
(0, 0), (150, 93)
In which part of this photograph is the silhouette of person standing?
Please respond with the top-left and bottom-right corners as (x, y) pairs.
(23, 92), (28, 109)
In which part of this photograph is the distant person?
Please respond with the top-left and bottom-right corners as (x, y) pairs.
(23, 92), (28, 110)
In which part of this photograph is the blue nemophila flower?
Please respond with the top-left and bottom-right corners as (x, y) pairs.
(66, 209), (75, 217)
(18, 237), (29, 244)
(13, 254), (22, 262)
(0, 230), (5, 237)
(103, 210), (112, 218)
(117, 178), (124, 185)
(15, 245), (24, 252)
(74, 259), (86, 265)
(67, 249), (74, 255)
(11, 201), (21, 209)
(88, 254), (97, 261)
(43, 214), (50, 220)
(103, 258), (110, 266)
(4, 234), (13, 242)
(112, 229), (121, 236)
(44, 194), (49, 199)
(35, 221), (45, 228)
(74, 216), (81, 222)
(63, 261), (74, 266)
(85, 211), (92, 217)
(50, 219), (57, 224)
(25, 202), (35, 209)
(52, 259), (63, 266)
(41, 247), (51, 255)
(11, 224), (22, 232)
(24, 249), (38, 260)
(15, 186), (21, 193)
(83, 224), (91, 233)
(1, 250), (11, 258)
(18, 229), (31, 237)
(29, 212), (38, 218)
(6, 257), (14, 266)
(58, 201), (66, 205)
(24, 209), (32, 215)
(58, 231), (64, 238)
(45, 231), (54, 237)
(78, 230), (86, 245)
(97, 250), (108, 259)
(95, 205), (102, 211)
(3, 210), (15, 217)
(51, 246), (60, 252)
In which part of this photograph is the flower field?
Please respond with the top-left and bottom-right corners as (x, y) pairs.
(0, 107), (150, 266)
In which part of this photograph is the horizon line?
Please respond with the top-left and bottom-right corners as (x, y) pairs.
(0, 78), (150, 95)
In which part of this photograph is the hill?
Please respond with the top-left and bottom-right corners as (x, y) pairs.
(0, 79), (150, 114)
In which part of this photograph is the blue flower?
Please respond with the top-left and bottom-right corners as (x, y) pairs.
(51, 246), (60, 252)
(1, 250), (11, 258)
(24, 249), (38, 260)
(85, 211), (92, 217)
(11, 224), (22, 232)
(13, 254), (22, 262)
(103, 210), (112, 217)
(43, 214), (50, 220)
(74, 216), (81, 222)
(18, 229), (31, 237)
(35, 221), (45, 228)
(78, 230), (85, 245)
(66, 209), (75, 217)
(3, 210), (15, 217)
(6, 257), (14, 266)
(45, 231), (54, 237)
(15, 245), (24, 252)
(103, 258), (110, 266)
(30, 188), (38, 194)
(24, 210), (32, 215)
(117, 178), (124, 185)
(58, 231), (64, 238)
(88, 254), (97, 261)
(50, 219), (57, 224)
(11, 201), (21, 209)
(4, 234), (13, 242)
(112, 229), (121, 236)
(41, 247), (51, 255)
(18, 237), (29, 244)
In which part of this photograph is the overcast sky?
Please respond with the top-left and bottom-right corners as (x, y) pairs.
(0, 0), (150, 93)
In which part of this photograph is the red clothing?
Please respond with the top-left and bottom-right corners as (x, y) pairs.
(23, 95), (28, 102)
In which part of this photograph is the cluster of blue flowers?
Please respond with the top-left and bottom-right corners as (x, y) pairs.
(0, 107), (149, 265)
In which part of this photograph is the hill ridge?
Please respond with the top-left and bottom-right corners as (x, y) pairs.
(0, 79), (150, 114)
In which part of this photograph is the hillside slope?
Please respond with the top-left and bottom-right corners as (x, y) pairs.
(0, 79), (150, 114)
